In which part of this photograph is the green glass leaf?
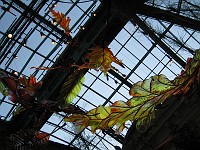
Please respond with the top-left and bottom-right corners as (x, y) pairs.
(13, 105), (27, 116)
(130, 75), (175, 97)
(151, 75), (175, 94)
(58, 70), (85, 108)
(96, 105), (111, 119)
(136, 112), (154, 132)
(128, 95), (155, 106)
(194, 49), (200, 60)
(0, 81), (9, 96)
(64, 76), (84, 106)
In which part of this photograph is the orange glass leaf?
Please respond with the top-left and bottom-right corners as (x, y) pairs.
(76, 45), (124, 75)
(34, 132), (50, 143)
(50, 8), (70, 35)
(19, 75), (42, 96)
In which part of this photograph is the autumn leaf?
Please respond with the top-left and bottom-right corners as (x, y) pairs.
(50, 8), (71, 35)
(64, 100), (154, 134)
(34, 132), (50, 144)
(19, 75), (42, 96)
(64, 73), (187, 134)
(129, 74), (176, 105)
(75, 45), (124, 75)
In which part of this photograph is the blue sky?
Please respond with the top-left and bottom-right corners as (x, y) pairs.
(0, 0), (199, 149)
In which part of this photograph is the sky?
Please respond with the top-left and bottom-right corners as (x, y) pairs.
(0, 0), (199, 149)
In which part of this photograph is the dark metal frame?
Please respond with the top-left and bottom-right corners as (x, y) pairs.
(0, 0), (199, 149)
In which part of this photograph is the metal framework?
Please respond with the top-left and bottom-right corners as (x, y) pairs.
(0, 0), (200, 149)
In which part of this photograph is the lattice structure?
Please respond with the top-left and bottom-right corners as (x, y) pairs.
(0, 0), (199, 150)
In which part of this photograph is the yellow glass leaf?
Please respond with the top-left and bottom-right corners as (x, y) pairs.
(115, 123), (125, 135)
(128, 95), (156, 106)
(130, 85), (152, 97)
(96, 105), (111, 119)
(151, 80), (175, 94)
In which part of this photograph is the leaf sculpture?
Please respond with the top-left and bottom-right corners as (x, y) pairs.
(50, 8), (71, 35)
(75, 45), (124, 75)
(34, 132), (50, 144)
(0, 70), (42, 105)
(0, 81), (9, 96)
(57, 70), (85, 108)
(18, 75), (42, 96)
(64, 76), (84, 105)
(64, 50), (200, 134)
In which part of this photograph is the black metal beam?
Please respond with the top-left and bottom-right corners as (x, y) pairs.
(0, 0), (48, 64)
(131, 15), (186, 68)
(5, 0), (196, 146)
(6, 2), (127, 144)
(40, 2), (127, 100)
(112, 0), (186, 68)
(13, 0), (67, 38)
(109, 69), (132, 88)
(138, 4), (200, 31)
(114, 0), (200, 31)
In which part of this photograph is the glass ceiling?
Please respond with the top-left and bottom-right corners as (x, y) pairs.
(0, 0), (199, 150)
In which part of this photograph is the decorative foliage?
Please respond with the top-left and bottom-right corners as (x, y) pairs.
(0, 81), (9, 96)
(18, 75), (42, 96)
(64, 76), (84, 105)
(8, 75), (42, 104)
(64, 50), (200, 134)
(34, 132), (50, 144)
(13, 105), (27, 116)
(0, 70), (42, 105)
(50, 8), (71, 35)
(57, 70), (85, 108)
(75, 45), (124, 75)
(8, 129), (50, 149)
